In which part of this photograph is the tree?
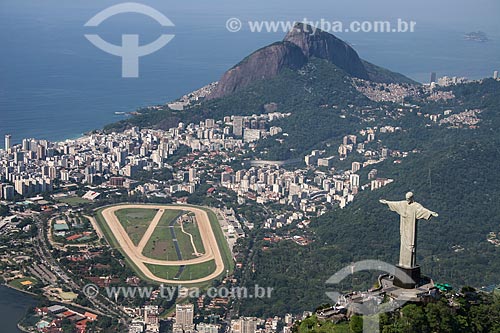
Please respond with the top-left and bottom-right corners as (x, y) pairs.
(0, 205), (9, 217)
(349, 315), (363, 333)
(424, 301), (456, 332)
(400, 304), (428, 332)
(61, 318), (76, 333)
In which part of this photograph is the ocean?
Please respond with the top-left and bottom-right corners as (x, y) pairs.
(0, 286), (37, 333)
(1, 1), (499, 148)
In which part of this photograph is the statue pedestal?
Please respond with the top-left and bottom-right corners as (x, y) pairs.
(394, 265), (421, 289)
(379, 274), (438, 303)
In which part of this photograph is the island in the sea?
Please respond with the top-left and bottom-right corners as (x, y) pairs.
(464, 31), (489, 42)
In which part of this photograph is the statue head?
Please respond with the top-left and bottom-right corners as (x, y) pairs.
(405, 192), (414, 203)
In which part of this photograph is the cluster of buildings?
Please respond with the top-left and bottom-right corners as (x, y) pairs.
(126, 305), (162, 333)
(432, 75), (468, 87)
(356, 70), (500, 106)
(354, 70), (497, 105)
(438, 108), (483, 128)
(32, 304), (98, 333)
(434, 70), (498, 84)
(429, 69), (500, 91)
(123, 302), (299, 333)
(126, 303), (219, 333)
(0, 133), (53, 199)
(229, 313), (300, 333)
(51, 212), (96, 244)
(353, 79), (421, 103)
(221, 129), (402, 219)
(167, 82), (218, 111)
(0, 112), (288, 201)
(426, 89), (455, 102)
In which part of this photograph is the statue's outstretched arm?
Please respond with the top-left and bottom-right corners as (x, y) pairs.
(380, 200), (405, 214)
(416, 206), (439, 220)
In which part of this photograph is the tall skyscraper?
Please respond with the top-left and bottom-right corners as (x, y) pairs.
(430, 72), (437, 84)
(233, 116), (244, 137)
(189, 168), (197, 182)
(3, 185), (15, 201)
(143, 305), (159, 333)
(115, 149), (128, 166)
(144, 305), (159, 326)
(14, 152), (24, 164)
(176, 304), (194, 329)
(351, 161), (362, 173)
(205, 118), (215, 128)
(22, 138), (30, 151)
(37, 145), (46, 160)
(243, 129), (261, 142)
(4, 134), (12, 151)
(350, 174), (360, 189)
(232, 317), (258, 333)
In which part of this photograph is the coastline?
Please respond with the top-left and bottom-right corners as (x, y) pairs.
(3, 283), (39, 332)
(2, 71), (497, 152)
(0, 285), (38, 333)
(3, 282), (39, 297)
(17, 323), (31, 333)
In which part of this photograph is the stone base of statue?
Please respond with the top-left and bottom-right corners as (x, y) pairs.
(394, 265), (421, 289)
(379, 273), (438, 304)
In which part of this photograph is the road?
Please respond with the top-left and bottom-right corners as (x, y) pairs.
(85, 214), (104, 239)
(32, 217), (125, 319)
(179, 219), (202, 256)
(100, 204), (225, 284)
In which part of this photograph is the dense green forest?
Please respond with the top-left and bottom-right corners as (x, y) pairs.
(235, 79), (500, 317)
(295, 290), (500, 333)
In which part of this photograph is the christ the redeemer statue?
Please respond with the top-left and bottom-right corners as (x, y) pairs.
(380, 192), (438, 269)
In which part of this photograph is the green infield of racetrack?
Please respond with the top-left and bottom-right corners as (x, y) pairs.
(145, 260), (216, 281)
(114, 207), (159, 246)
(182, 218), (205, 254)
(142, 209), (184, 260)
(94, 203), (233, 286)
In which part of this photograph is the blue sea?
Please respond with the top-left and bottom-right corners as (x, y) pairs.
(0, 286), (37, 333)
(0, 0), (499, 149)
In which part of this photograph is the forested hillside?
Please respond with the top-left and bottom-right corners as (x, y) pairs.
(236, 79), (500, 317)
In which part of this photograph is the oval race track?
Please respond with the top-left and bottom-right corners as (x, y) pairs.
(100, 204), (225, 284)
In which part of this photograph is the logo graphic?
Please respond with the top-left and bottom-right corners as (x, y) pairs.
(83, 283), (100, 299)
(325, 260), (415, 333)
(226, 18), (243, 32)
(84, 2), (174, 78)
